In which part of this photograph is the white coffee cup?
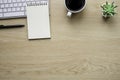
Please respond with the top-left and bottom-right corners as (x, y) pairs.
(65, 0), (86, 17)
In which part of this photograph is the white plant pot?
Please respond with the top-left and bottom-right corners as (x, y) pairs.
(101, 3), (114, 18)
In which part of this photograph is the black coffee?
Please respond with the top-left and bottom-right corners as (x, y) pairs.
(65, 0), (85, 11)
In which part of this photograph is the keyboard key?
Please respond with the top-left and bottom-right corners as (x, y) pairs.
(16, 7), (21, 11)
(23, 3), (26, 6)
(1, 4), (5, 8)
(12, 8), (16, 11)
(8, 0), (12, 3)
(3, 0), (8, 3)
(18, 3), (22, 6)
(5, 4), (9, 8)
(14, 3), (18, 7)
(26, 0), (30, 1)
(0, 0), (3, 3)
(13, 0), (17, 2)
(8, 8), (12, 12)
(3, 8), (7, 12)
(0, 13), (3, 17)
(4, 12), (25, 17)
(24, 12), (26, 15)
(21, 7), (25, 11)
(0, 9), (2, 12)
(9, 4), (13, 7)
(17, 0), (21, 2)
(21, 0), (26, 2)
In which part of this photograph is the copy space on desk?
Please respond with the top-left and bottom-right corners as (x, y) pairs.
(26, 2), (51, 39)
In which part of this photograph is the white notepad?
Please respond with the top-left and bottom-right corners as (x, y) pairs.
(26, 1), (51, 39)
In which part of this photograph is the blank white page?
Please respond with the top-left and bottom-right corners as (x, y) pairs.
(26, 4), (51, 39)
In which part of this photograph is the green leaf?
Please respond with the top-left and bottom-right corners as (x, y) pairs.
(106, 1), (108, 5)
(112, 1), (114, 7)
(114, 6), (118, 8)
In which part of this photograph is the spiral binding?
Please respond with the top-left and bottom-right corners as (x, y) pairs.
(27, 0), (48, 6)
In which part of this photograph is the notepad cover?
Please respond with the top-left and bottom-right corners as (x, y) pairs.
(26, 4), (51, 39)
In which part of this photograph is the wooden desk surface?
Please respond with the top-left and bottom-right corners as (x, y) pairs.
(0, 0), (120, 80)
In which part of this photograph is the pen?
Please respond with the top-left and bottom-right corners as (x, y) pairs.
(0, 24), (24, 29)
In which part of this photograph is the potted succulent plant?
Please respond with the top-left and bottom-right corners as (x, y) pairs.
(101, 1), (117, 18)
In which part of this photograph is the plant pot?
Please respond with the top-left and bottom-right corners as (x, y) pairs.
(101, 2), (117, 18)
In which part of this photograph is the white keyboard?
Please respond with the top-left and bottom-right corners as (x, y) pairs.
(0, 0), (48, 19)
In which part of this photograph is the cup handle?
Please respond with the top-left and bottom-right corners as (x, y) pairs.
(67, 12), (72, 17)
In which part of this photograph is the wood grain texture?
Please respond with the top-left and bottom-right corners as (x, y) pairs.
(0, 0), (120, 80)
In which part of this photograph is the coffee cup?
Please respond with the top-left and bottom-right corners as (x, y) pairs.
(65, 0), (86, 17)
